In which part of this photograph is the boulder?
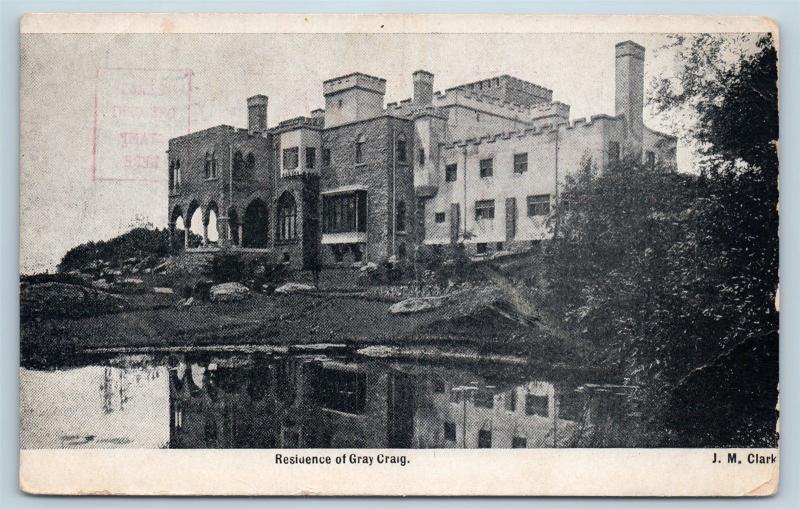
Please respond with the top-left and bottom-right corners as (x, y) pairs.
(274, 282), (315, 295)
(209, 282), (251, 302)
(153, 287), (174, 294)
(388, 297), (443, 315)
(359, 262), (378, 272)
(92, 279), (111, 290)
(182, 297), (195, 307)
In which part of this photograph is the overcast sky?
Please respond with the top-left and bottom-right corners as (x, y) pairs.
(20, 32), (698, 274)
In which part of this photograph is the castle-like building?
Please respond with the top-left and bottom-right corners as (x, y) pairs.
(167, 40), (676, 268)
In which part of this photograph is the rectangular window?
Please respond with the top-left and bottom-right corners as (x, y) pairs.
(322, 148), (331, 167)
(527, 194), (551, 217)
(496, 242), (504, 251)
(443, 422), (456, 442)
(396, 138), (407, 163)
(355, 140), (365, 164)
(525, 394), (549, 417)
(645, 150), (656, 168)
(305, 147), (316, 169)
(478, 429), (492, 448)
(476, 243), (488, 255)
(322, 191), (367, 234)
(513, 153), (528, 174)
(320, 368), (367, 414)
(479, 158), (493, 178)
(474, 391), (494, 409)
(434, 212), (446, 224)
(283, 147), (299, 170)
(445, 164), (457, 182)
(608, 141), (620, 164)
(418, 148), (425, 165)
(512, 436), (527, 448)
(557, 390), (582, 421)
(475, 200), (495, 221)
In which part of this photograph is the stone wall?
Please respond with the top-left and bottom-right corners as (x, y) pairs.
(320, 115), (415, 266)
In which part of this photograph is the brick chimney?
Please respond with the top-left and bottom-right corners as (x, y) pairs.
(247, 95), (268, 134)
(413, 70), (434, 108)
(615, 41), (645, 146)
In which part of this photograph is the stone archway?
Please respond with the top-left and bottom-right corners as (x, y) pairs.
(205, 201), (220, 245)
(186, 200), (202, 248)
(243, 199), (269, 248)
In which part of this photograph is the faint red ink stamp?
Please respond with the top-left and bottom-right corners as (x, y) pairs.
(92, 67), (192, 182)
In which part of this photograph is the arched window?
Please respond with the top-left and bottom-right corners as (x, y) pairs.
(355, 134), (366, 164)
(396, 200), (406, 232)
(211, 151), (218, 179)
(396, 134), (407, 163)
(204, 152), (212, 179)
(277, 192), (298, 241)
(170, 159), (181, 190)
(233, 150), (244, 180)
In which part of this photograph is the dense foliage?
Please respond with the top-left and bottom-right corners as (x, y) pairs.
(541, 35), (778, 446)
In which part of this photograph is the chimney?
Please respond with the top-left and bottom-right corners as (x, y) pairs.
(413, 70), (434, 107)
(615, 41), (645, 146)
(247, 95), (268, 134)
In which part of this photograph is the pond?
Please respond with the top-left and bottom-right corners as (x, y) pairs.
(20, 351), (640, 449)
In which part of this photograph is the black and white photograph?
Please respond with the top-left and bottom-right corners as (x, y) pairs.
(17, 13), (779, 496)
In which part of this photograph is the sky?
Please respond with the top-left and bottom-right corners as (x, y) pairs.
(20, 32), (697, 274)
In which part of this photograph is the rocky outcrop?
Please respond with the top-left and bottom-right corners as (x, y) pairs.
(20, 282), (128, 321)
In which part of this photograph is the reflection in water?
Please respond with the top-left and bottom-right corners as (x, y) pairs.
(21, 352), (638, 449)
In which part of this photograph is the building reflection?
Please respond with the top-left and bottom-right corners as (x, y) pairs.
(168, 354), (632, 449)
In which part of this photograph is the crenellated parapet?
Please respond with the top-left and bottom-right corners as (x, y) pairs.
(269, 115), (324, 133)
(439, 114), (623, 150)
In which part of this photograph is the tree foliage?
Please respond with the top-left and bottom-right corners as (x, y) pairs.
(542, 34), (778, 446)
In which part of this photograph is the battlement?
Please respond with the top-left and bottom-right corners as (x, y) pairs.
(529, 101), (570, 120)
(169, 124), (248, 145)
(434, 88), (534, 117)
(271, 115), (324, 132)
(323, 72), (386, 96)
(440, 114), (621, 150)
(451, 75), (553, 107)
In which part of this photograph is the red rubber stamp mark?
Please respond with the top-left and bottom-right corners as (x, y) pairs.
(92, 67), (192, 182)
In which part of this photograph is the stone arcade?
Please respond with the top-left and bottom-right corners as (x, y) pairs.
(167, 40), (676, 268)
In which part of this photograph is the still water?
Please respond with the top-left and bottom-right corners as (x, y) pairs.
(20, 352), (637, 449)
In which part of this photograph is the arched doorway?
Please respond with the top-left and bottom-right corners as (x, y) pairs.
(206, 201), (220, 245)
(187, 200), (202, 248)
(170, 205), (185, 250)
(243, 199), (269, 248)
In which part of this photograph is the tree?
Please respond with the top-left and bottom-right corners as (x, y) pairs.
(652, 34), (779, 446)
(541, 34), (778, 446)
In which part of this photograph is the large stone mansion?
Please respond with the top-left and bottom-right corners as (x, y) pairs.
(167, 40), (676, 268)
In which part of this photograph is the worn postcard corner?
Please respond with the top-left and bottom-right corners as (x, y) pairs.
(19, 12), (779, 497)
